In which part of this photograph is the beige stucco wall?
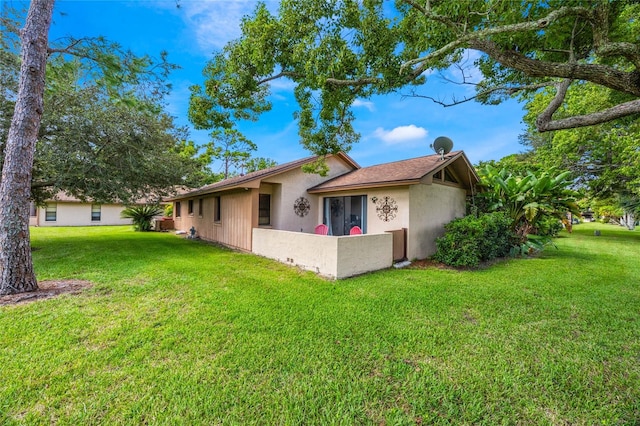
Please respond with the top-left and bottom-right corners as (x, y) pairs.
(408, 183), (467, 259)
(252, 228), (393, 279)
(264, 156), (354, 234)
(174, 156), (355, 251)
(313, 187), (411, 236)
(314, 182), (467, 260)
(33, 203), (133, 227)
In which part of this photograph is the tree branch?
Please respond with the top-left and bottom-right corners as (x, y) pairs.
(596, 42), (640, 69)
(47, 37), (86, 56)
(536, 78), (572, 130)
(401, 5), (592, 72)
(469, 39), (640, 97)
(30, 180), (55, 189)
(256, 71), (384, 88)
(256, 71), (300, 85)
(401, 0), (461, 32)
(398, 2), (640, 98)
(404, 82), (552, 107)
(536, 97), (640, 132)
(325, 76), (382, 87)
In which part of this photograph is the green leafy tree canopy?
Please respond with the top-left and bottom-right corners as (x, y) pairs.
(1, 6), (217, 204)
(189, 0), (640, 157)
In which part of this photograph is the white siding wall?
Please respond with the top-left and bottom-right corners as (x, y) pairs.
(34, 203), (133, 227)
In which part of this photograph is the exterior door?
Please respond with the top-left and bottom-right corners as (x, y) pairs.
(323, 195), (366, 236)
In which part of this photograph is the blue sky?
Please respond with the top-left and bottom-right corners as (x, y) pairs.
(7, 0), (528, 168)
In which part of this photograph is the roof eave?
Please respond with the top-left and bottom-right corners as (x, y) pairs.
(308, 179), (419, 194)
(168, 152), (360, 201)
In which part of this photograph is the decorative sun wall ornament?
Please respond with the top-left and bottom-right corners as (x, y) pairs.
(293, 197), (310, 217)
(375, 196), (398, 222)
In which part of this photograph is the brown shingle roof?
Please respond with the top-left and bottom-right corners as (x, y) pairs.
(308, 151), (474, 193)
(166, 152), (359, 200)
(47, 191), (158, 205)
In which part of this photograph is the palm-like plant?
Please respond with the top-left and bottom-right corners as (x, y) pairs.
(478, 165), (580, 242)
(121, 205), (163, 232)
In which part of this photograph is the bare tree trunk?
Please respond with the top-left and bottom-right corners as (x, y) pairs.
(622, 211), (636, 231)
(0, 0), (55, 295)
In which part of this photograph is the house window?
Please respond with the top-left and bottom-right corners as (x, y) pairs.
(323, 195), (366, 236)
(198, 198), (203, 216)
(29, 202), (37, 217)
(214, 196), (221, 222)
(259, 194), (271, 226)
(175, 201), (181, 218)
(91, 204), (101, 221)
(45, 203), (57, 222)
(188, 199), (194, 215)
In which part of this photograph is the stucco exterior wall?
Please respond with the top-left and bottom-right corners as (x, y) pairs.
(252, 228), (393, 279)
(264, 156), (354, 234)
(364, 187), (411, 235)
(33, 203), (133, 227)
(313, 187), (411, 236)
(408, 183), (467, 259)
(174, 156), (355, 251)
(313, 183), (467, 260)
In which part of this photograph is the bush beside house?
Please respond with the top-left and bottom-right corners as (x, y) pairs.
(432, 212), (516, 267)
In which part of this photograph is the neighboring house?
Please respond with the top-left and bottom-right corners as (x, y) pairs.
(168, 151), (479, 279)
(30, 192), (138, 227)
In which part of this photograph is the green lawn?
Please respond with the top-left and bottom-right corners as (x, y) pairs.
(1, 223), (639, 425)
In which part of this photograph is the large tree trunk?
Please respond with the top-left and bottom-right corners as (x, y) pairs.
(622, 211), (636, 231)
(0, 0), (55, 295)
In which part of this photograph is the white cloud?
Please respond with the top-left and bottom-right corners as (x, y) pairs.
(166, 1), (279, 54)
(352, 99), (375, 112)
(373, 125), (428, 145)
(268, 77), (296, 93)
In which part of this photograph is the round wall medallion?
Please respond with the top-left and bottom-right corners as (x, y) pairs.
(375, 196), (398, 222)
(293, 197), (311, 217)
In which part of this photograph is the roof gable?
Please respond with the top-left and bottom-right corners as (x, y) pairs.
(167, 152), (359, 200)
(308, 151), (479, 193)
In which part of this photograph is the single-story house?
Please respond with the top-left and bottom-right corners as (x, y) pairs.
(167, 150), (479, 279)
(29, 192), (158, 227)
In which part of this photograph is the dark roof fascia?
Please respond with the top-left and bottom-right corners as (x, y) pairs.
(307, 180), (417, 194)
(457, 151), (481, 184)
(308, 151), (468, 194)
(166, 152), (359, 201)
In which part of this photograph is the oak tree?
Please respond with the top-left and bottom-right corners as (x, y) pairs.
(0, 4), (214, 294)
(189, 0), (640, 156)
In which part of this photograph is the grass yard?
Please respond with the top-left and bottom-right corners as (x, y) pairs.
(1, 223), (639, 425)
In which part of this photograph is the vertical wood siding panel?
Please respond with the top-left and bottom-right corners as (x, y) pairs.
(220, 192), (252, 251)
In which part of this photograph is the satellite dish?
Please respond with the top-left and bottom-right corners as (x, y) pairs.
(430, 136), (453, 160)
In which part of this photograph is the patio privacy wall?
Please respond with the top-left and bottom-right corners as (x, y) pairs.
(252, 228), (393, 279)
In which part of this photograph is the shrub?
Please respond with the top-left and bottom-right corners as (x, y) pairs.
(164, 203), (173, 218)
(433, 212), (516, 267)
(121, 205), (163, 232)
(535, 216), (563, 237)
